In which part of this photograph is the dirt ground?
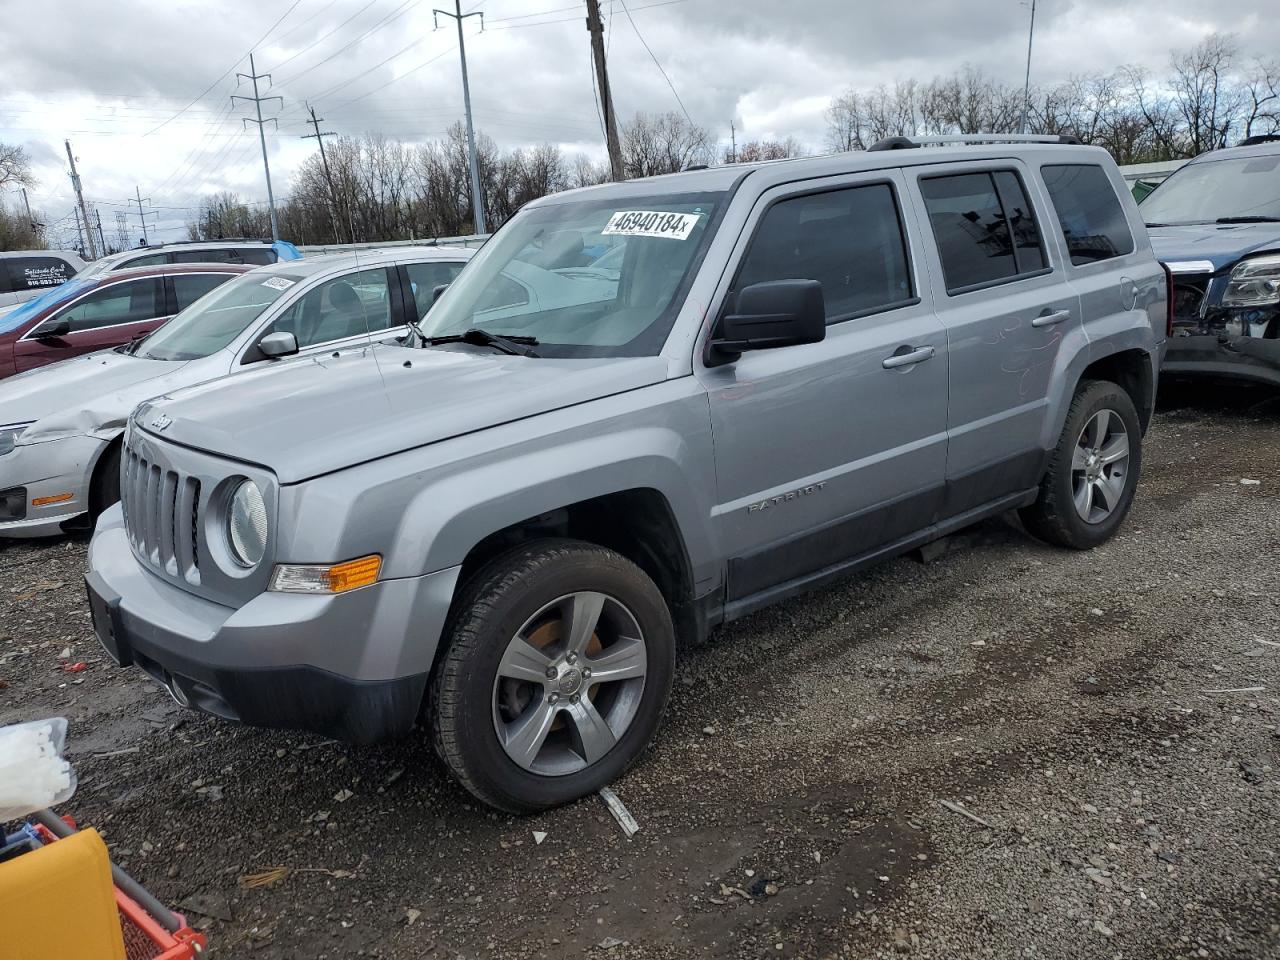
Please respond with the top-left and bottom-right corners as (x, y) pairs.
(2, 381), (1278, 960)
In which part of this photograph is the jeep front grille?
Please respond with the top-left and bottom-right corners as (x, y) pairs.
(122, 442), (202, 584)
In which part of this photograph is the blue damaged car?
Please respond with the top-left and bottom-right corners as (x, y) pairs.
(1142, 135), (1280, 386)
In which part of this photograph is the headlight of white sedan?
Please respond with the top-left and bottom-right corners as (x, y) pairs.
(1223, 253), (1280, 307)
(226, 479), (268, 568)
(0, 423), (32, 457)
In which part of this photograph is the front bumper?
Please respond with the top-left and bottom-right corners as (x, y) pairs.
(0, 434), (105, 538)
(86, 505), (461, 744)
(1164, 334), (1280, 388)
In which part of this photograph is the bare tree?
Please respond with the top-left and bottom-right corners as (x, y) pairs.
(725, 137), (805, 164)
(620, 111), (714, 178)
(1243, 58), (1280, 139)
(1168, 33), (1245, 153)
(0, 142), (33, 190)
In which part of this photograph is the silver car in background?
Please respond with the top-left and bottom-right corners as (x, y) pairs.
(0, 247), (472, 537)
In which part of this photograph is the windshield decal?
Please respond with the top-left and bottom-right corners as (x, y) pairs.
(261, 276), (296, 290)
(603, 210), (700, 240)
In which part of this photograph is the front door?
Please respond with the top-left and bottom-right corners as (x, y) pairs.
(14, 276), (169, 372)
(910, 162), (1079, 515)
(696, 171), (949, 610)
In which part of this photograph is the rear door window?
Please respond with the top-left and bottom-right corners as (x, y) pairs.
(235, 248), (277, 265)
(404, 260), (467, 319)
(920, 171), (1047, 294)
(173, 249), (236, 264)
(733, 182), (915, 323)
(171, 273), (235, 312)
(43, 278), (165, 333)
(1041, 164), (1136, 265)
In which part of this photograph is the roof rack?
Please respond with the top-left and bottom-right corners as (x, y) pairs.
(135, 237), (272, 250)
(868, 133), (1083, 151)
(1239, 134), (1280, 147)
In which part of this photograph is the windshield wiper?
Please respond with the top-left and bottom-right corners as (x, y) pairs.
(120, 331), (150, 355)
(403, 316), (429, 347)
(1216, 215), (1280, 224)
(424, 328), (540, 357)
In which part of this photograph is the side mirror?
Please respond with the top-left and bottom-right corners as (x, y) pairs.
(432, 283), (450, 304)
(35, 318), (71, 339)
(709, 280), (826, 364)
(258, 331), (299, 359)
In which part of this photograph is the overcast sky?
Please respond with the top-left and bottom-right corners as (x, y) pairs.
(1, 0), (1277, 249)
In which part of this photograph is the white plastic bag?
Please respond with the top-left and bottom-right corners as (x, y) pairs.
(0, 717), (77, 822)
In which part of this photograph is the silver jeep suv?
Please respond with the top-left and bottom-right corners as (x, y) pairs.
(86, 136), (1169, 811)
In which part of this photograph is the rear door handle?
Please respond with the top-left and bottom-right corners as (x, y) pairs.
(1032, 309), (1071, 328)
(882, 345), (935, 369)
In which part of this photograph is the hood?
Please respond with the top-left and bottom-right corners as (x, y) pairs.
(137, 343), (670, 483)
(1147, 222), (1280, 273)
(3, 349), (190, 438)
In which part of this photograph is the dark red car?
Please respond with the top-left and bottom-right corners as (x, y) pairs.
(0, 263), (251, 380)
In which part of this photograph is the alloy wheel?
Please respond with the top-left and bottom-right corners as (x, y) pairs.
(1071, 408), (1130, 524)
(492, 591), (647, 776)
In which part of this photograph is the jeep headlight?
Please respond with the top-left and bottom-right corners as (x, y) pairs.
(1223, 253), (1280, 307)
(226, 479), (267, 568)
(0, 423), (31, 457)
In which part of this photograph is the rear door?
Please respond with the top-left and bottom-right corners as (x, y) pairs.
(910, 161), (1080, 516)
(14, 276), (168, 372)
(698, 171), (949, 608)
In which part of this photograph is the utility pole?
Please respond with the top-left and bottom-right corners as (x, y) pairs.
(729, 122), (737, 164)
(20, 187), (36, 231)
(301, 103), (347, 243)
(585, 0), (625, 181)
(64, 139), (98, 259)
(94, 208), (107, 256)
(72, 205), (85, 257)
(133, 186), (156, 245)
(434, 1), (486, 234)
(1018, 0), (1037, 134)
(233, 53), (283, 242)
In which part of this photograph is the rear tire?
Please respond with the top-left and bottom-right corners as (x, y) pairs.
(1020, 379), (1142, 550)
(431, 539), (675, 813)
(89, 442), (121, 524)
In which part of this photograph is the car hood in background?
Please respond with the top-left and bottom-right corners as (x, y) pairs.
(136, 344), (670, 483)
(1147, 222), (1280, 273)
(4, 349), (190, 439)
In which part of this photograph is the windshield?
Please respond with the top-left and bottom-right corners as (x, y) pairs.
(419, 191), (723, 357)
(0, 278), (94, 335)
(139, 272), (302, 361)
(1141, 154), (1280, 224)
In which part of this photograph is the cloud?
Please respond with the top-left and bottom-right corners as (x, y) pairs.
(2, 0), (1277, 249)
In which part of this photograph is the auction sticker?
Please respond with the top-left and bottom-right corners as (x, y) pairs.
(603, 210), (700, 240)
(261, 277), (297, 290)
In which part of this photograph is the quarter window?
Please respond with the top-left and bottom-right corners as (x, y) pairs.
(44, 278), (164, 333)
(1041, 164), (1135, 265)
(267, 268), (393, 348)
(3, 256), (77, 293)
(920, 171), (1047, 294)
(734, 183), (914, 323)
(118, 253), (169, 268)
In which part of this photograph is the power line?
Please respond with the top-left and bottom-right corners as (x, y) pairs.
(619, 0), (692, 125)
(271, 0), (383, 78)
(143, 0), (304, 136)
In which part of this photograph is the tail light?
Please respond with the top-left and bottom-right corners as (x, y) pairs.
(1161, 262), (1174, 338)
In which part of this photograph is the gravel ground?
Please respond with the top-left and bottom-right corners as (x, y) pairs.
(1, 381), (1278, 960)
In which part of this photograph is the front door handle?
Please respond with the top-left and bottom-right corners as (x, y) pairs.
(1032, 309), (1071, 328)
(882, 345), (936, 369)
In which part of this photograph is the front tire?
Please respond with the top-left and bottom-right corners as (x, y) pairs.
(1020, 379), (1142, 550)
(431, 539), (675, 813)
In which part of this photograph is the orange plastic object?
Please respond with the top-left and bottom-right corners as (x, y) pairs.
(0, 827), (126, 960)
